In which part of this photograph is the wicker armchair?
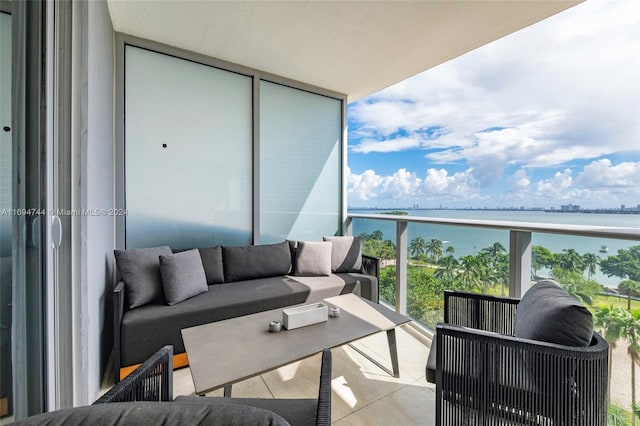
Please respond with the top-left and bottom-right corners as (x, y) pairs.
(94, 345), (173, 404)
(427, 290), (608, 426)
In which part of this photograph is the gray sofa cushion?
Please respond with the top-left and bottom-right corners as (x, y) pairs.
(160, 250), (208, 305)
(223, 241), (291, 282)
(175, 396), (316, 426)
(515, 280), (593, 347)
(121, 277), (310, 366)
(323, 236), (362, 273)
(295, 241), (332, 276)
(9, 401), (290, 425)
(198, 246), (225, 284)
(114, 246), (172, 309)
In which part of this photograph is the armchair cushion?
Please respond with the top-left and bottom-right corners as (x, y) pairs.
(514, 280), (593, 347)
(323, 236), (362, 273)
(114, 246), (172, 309)
(160, 250), (208, 305)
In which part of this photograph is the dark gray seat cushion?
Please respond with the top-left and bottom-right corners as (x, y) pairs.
(514, 280), (593, 347)
(121, 277), (310, 365)
(160, 249), (208, 305)
(9, 401), (290, 425)
(175, 396), (317, 426)
(223, 241), (292, 282)
(198, 246), (225, 284)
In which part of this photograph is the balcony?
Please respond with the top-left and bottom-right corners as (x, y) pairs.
(347, 212), (640, 421)
(161, 213), (640, 425)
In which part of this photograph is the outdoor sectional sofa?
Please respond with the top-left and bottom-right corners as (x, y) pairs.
(113, 237), (379, 380)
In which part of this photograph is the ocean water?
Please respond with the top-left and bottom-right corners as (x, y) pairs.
(349, 209), (640, 287)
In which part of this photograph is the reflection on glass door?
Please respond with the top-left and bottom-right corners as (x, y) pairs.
(1, 3), (47, 420)
(0, 10), (12, 419)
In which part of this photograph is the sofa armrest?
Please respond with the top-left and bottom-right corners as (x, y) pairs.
(444, 290), (519, 335)
(361, 255), (380, 303)
(113, 281), (125, 383)
(361, 254), (380, 280)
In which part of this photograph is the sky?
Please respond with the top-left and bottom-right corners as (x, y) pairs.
(346, 0), (640, 210)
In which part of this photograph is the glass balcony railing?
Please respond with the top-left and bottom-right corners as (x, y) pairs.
(348, 212), (640, 420)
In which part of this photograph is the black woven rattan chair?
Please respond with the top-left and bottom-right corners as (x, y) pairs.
(94, 345), (173, 404)
(427, 290), (608, 426)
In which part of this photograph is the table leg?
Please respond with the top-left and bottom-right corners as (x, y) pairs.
(348, 327), (400, 378)
(223, 385), (232, 397)
(387, 328), (400, 378)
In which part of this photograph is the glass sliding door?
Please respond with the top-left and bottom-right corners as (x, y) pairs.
(124, 46), (253, 248)
(1, 1), (48, 419)
(0, 10), (13, 420)
(259, 81), (342, 243)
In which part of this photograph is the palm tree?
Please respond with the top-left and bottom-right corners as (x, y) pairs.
(425, 238), (443, 263)
(594, 305), (624, 398)
(379, 240), (397, 260)
(435, 255), (459, 283)
(619, 280), (640, 311)
(459, 255), (481, 292)
(408, 236), (426, 260)
(445, 245), (455, 256)
(532, 245), (554, 278)
(558, 248), (585, 274)
(481, 242), (506, 258)
(619, 309), (640, 426)
(582, 252), (600, 280)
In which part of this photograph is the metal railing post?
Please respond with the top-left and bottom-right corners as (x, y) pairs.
(396, 220), (407, 315)
(509, 230), (532, 298)
(344, 216), (353, 236)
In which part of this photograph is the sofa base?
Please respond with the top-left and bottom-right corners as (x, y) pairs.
(0, 397), (8, 418)
(120, 352), (189, 381)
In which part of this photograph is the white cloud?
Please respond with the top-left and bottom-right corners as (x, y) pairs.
(347, 167), (480, 205)
(348, 158), (640, 208)
(380, 169), (422, 199)
(509, 169), (531, 193)
(423, 168), (478, 197)
(576, 159), (640, 190)
(347, 167), (383, 201)
(348, 0), (640, 188)
(536, 169), (573, 195)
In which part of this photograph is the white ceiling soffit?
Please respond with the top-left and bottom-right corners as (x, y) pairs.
(107, 0), (581, 101)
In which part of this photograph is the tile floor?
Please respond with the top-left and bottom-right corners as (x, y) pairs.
(173, 324), (436, 425)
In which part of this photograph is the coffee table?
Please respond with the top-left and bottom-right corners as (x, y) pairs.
(181, 293), (410, 396)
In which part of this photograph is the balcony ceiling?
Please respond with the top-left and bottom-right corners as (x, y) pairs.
(107, 0), (581, 101)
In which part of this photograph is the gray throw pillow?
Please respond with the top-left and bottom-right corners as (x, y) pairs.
(515, 280), (593, 347)
(114, 246), (172, 309)
(222, 241), (292, 282)
(295, 241), (332, 276)
(160, 250), (208, 305)
(198, 246), (225, 284)
(323, 236), (362, 273)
